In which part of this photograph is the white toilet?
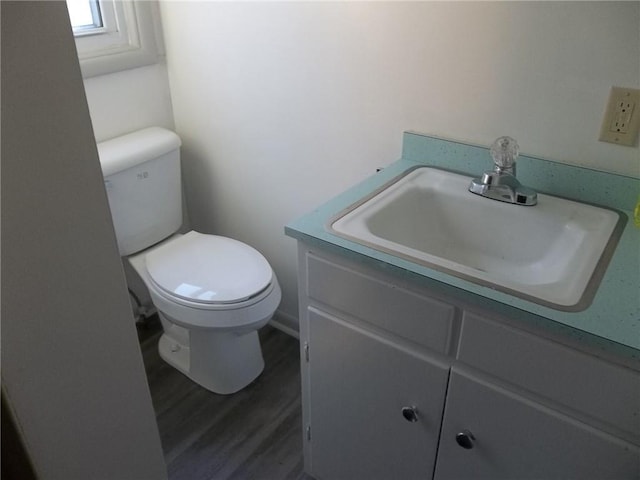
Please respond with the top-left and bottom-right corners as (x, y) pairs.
(98, 127), (281, 394)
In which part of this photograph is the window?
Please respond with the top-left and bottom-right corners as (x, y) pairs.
(67, 0), (103, 33)
(66, 0), (159, 78)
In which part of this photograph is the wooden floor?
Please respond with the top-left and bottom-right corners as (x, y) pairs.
(139, 319), (312, 480)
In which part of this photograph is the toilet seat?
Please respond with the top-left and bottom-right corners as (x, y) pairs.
(128, 231), (281, 330)
(145, 231), (273, 306)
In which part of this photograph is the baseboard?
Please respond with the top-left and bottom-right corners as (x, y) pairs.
(269, 310), (299, 339)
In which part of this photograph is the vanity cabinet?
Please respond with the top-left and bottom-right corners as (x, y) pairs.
(306, 308), (448, 479)
(435, 368), (639, 479)
(297, 243), (640, 480)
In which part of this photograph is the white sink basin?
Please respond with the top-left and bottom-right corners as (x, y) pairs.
(330, 167), (623, 310)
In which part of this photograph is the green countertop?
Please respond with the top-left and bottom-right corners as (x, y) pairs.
(286, 133), (640, 360)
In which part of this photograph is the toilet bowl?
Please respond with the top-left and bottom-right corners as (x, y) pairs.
(128, 231), (281, 394)
(98, 127), (281, 394)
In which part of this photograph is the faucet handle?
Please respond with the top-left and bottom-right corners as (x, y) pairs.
(490, 136), (519, 172)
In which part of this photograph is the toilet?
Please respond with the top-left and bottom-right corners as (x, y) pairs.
(98, 127), (281, 394)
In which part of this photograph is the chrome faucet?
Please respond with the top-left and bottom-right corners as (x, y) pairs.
(469, 136), (537, 206)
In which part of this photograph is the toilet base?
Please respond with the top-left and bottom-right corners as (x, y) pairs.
(158, 321), (265, 395)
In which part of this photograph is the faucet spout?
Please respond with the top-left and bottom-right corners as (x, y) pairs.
(468, 137), (537, 206)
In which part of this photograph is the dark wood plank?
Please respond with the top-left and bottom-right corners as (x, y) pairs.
(140, 325), (312, 480)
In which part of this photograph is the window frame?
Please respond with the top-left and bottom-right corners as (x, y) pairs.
(71, 0), (160, 78)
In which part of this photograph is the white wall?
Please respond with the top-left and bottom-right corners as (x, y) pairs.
(160, 2), (639, 330)
(83, 62), (175, 142)
(1, 2), (167, 477)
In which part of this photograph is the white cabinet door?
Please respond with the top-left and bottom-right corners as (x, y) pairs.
(306, 307), (449, 480)
(435, 368), (640, 480)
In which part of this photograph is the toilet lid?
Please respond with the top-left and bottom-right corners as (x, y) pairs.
(145, 231), (273, 304)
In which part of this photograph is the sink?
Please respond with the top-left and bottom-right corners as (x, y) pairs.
(329, 167), (624, 310)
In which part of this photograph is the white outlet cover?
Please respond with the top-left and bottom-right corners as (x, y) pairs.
(599, 86), (640, 147)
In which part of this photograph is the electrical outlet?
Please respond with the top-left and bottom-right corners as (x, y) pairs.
(599, 86), (640, 146)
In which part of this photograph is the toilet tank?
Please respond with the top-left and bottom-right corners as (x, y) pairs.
(98, 127), (183, 256)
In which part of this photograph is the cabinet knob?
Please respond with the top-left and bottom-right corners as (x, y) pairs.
(401, 406), (419, 422)
(455, 430), (476, 449)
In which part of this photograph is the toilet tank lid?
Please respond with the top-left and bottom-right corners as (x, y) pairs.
(98, 127), (182, 177)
